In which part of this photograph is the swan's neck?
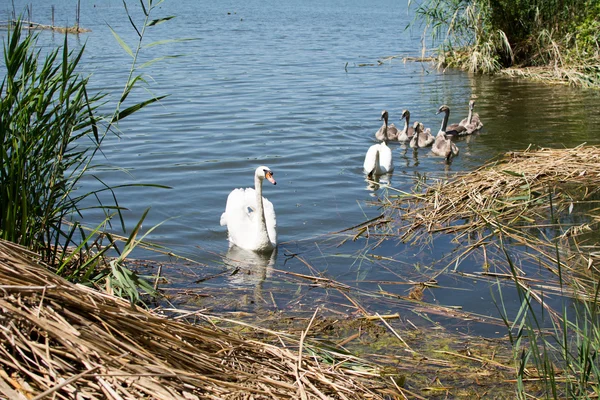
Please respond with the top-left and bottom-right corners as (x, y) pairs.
(440, 110), (449, 132)
(467, 107), (473, 125)
(403, 115), (409, 133)
(254, 175), (268, 237)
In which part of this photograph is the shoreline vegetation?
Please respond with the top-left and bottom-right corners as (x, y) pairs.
(4, 146), (600, 398)
(2, 1), (600, 399)
(3, 1), (88, 34)
(0, 19), (91, 34)
(407, 0), (600, 88)
(0, 240), (396, 399)
(358, 145), (600, 398)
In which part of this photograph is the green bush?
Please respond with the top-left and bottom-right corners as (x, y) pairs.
(410, 0), (600, 84)
(572, 1), (600, 57)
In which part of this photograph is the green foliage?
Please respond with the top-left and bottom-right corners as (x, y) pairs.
(410, 0), (512, 73)
(409, 0), (600, 85)
(572, 0), (600, 57)
(0, 21), (102, 259)
(0, 0), (176, 305)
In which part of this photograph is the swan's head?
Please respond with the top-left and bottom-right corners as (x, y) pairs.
(256, 166), (276, 185)
(380, 110), (388, 121)
(401, 109), (410, 120)
(413, 121), (421, 132)
(469, 99), (476, 109)
(436, 105), (450, 115)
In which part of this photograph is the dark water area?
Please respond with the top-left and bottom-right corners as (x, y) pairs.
(2, 0), (600, 337)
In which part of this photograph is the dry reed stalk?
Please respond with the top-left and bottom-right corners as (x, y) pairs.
(366, 145), (600, 298)
(501, 66), (597, 88)
(395, 146), (600, 239)
(9, 19), (91, 33)
(0, 239), (393, 400)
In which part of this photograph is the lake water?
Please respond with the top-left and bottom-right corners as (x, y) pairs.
(2, 0), (600, 335)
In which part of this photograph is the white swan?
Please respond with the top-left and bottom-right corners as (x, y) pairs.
(364, 142), (393, 177)
(220, 166), (277, 252)
(365, 121), (394, 177)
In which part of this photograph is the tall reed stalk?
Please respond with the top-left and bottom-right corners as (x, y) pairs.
(495, 227), (600, 398)
(0, 21), (100, 260)
(0, 0), (175, 303)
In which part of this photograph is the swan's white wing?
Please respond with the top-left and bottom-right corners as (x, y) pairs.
(364, 143), (379, 174)
(222, 187), (276, 251)
(378, 143), (394, 173)
(222, 188), (259, 249)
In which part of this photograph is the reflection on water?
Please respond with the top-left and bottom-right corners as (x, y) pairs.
(223, 246), (277, 309)
(365, 172), (393, 192)
(224, 246), (276, 286)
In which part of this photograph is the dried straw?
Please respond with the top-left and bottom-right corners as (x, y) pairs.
(0, 239), (392, 400)
(369, 145), (600, 297)
(393, 145), (600, 239)
(501, 66), (599, 88)
(8, 20), (91, 33)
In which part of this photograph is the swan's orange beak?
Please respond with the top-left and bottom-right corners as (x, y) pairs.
(265, 171), (277, 185)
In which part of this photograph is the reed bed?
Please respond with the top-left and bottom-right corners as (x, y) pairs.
(395, 144), (600, 233)
(409, 0), (600, 88)
(349, 145), (600, 398)
(0, 239), (394, 400)
(501, 66), (600, 88)
(362, 145), (600, 295)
